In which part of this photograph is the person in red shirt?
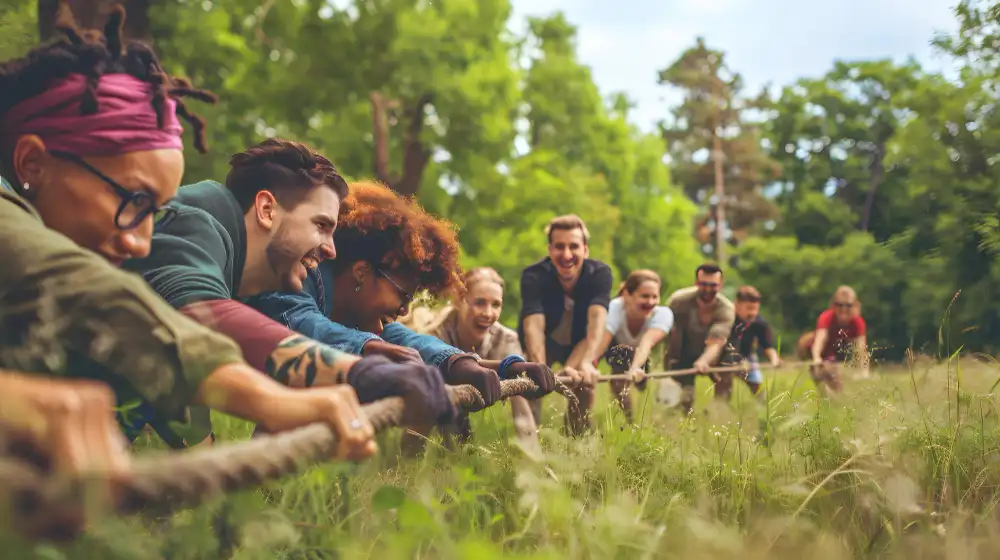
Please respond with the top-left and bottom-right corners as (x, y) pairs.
(808, 285), (870, 393)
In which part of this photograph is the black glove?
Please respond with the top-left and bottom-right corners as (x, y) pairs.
(347, 355), (455, 425)
(504, 361), (556, 398)
(442, 355), (502, 407)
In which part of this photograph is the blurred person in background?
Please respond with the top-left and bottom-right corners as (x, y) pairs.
(800, 285), (869, 394)
(585, 270), (673, 423)
(717, 285), (780, 402)
(663, 264), (736, 414)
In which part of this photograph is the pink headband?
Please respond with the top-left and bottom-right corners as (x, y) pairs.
(2, 73), (183, 157)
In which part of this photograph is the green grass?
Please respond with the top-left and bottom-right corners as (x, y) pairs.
(8, 358), (1000, 559)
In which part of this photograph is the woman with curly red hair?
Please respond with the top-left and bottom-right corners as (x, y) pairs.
(246, 181), (556, 440)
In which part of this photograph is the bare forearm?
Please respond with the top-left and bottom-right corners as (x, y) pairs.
(811, 330), (828, 361)
(764, 348), (780, 365)
(698, 340), (725, 365)
(632, 328), (667, 371)
(265, 335), (360, 387)
(523, 315), (547, 365)
(574, 305), (608, 368)
(193, 363), (296, 431)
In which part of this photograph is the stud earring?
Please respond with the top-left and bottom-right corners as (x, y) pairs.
(355, 283), (362, 292)
(21, 182), (29, 191)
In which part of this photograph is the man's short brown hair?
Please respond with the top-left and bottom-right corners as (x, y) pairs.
(545, 214), (590, 244)
(736, 285), (762, 303)
(225, 138), (349, 214)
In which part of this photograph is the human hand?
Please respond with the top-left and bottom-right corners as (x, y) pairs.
(693, 358), (711, 374)
(444, 356), (502, 409)
(579, 362), (601, 388)
(362, 339), (423, 364)
(504, 360), (556, 398)
(347, 355), (455, 425)
(0, 375), (134, 541)
(629, 368), (648, 388)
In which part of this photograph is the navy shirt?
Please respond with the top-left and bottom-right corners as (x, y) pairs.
(729, 315), (775, 359)
(517, 257), (613, 348)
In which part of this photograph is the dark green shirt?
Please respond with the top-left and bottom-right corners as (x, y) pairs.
(0, 182), (244, 423)
(125, 180), (247, 307)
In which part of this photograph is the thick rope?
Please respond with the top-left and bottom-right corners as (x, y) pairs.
(0, 378), (542, 523)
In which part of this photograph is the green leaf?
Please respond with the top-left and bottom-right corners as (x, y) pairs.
(371, 485), (406, 511)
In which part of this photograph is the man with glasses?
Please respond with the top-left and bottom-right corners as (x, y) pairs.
(662, 263), (736, 414)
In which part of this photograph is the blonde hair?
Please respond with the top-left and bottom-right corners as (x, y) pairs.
(830, 285), (861, 313)
(463, 267), (505, 291)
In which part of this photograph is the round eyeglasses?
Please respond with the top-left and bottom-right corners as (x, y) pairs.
(49, 150), (174, 230)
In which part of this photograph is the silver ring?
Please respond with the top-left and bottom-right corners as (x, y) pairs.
(350, 419), (363, 430)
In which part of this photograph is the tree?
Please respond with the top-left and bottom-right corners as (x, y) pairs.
(658, 37), (780, 264)
(764, 60), (921, 243)
(39, 0), (151, 42)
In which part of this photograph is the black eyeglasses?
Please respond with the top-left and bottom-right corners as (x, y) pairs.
(697, 281), (720, 289)
(376, 268), (414, 309)
(49, 150), (173, 230)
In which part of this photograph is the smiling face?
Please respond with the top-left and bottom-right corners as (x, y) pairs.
(548, 227), (588, 285)
(259, 186), (340, 293)
(695, 270), (723, 303)
(347, 262), (419, 335)
(623, 280), (660, 317)
(457, 279), (503, 342)
(11, 136), (183, 266)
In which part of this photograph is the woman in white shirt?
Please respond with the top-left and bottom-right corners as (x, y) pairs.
(588, 269), (673, 421)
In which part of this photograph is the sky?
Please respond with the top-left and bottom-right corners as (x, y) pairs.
(508, 0), (961, 132)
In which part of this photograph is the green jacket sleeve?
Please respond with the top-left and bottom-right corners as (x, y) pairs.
(125, 206), (234, 309)
(0, 194), (245, 422)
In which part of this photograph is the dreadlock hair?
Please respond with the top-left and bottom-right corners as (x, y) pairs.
(225, 138), (349, 214)
(0, 4), (217, 177)
(330, 180), (463, 297)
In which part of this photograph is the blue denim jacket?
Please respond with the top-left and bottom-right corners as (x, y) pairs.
(243, 266), (461, 367)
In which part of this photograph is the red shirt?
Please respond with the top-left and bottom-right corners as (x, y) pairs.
(816, 309), (866, 361)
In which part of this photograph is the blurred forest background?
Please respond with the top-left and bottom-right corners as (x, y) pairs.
(2, 0), (999, 360)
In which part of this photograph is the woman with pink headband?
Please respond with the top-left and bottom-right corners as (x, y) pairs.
(0, 6), (380, 501)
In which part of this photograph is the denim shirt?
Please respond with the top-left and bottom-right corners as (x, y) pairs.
(243, 268), (461, 367)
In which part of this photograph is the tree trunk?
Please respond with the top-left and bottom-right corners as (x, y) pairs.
(712, 132), (726, 264)
(39, 0), (151, 44)
(369, 91), (432, 197)
(859, 141), (886, 232)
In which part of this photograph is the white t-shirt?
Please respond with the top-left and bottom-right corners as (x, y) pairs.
(605, 297), (674, 346)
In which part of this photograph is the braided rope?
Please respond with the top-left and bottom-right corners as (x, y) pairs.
(1, 378), (544, 522)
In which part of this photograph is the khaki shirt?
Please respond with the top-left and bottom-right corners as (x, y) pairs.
(0, 186), (244, 424)
(665, 286), (735, 365)
(418, 305), (523, 360)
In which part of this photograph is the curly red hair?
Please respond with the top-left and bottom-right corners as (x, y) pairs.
(331, 180), (463, 296)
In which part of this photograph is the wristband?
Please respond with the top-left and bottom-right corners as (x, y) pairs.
(498, 354), (526, 379)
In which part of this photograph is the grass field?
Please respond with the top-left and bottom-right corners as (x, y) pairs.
(7, 357), (1000, 559)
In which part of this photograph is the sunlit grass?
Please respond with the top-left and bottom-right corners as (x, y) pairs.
(9, 358), (1000, 559)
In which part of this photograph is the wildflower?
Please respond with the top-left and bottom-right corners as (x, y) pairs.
(833, 426), (840, 433)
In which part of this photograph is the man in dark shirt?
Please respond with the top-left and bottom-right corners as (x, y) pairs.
(519, 214), (613, 434)
(719, 285), (780, 401)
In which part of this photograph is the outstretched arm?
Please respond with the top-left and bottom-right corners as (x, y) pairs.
(811, 329), (829, 364)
